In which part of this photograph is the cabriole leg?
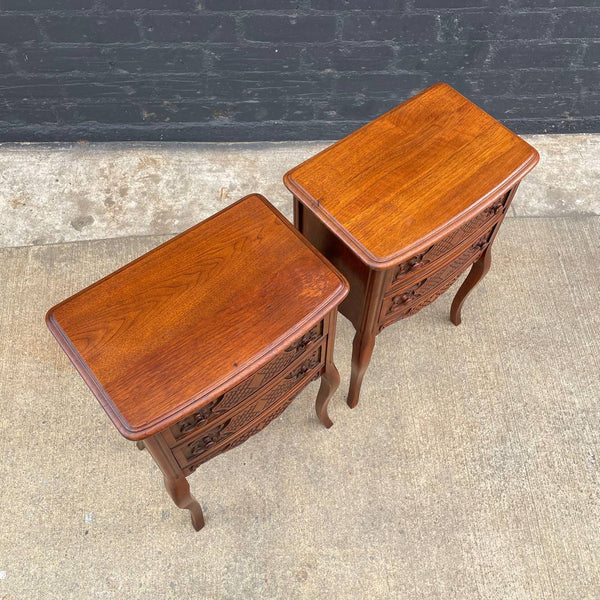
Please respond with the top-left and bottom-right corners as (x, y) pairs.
(450, 245), (492, 326)
(347, 330), (377, 409)
(163, 475), (205, 532)
(144, 435), (205, 532)
(315, 362), (341, 428)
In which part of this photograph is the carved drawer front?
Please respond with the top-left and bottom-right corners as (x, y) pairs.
(172, 343), (325, 469)
(379, 231), (492, 327)
(388, 191), (509, 290)
(182, 391), (298, 476)
(168, 320), (323, 443)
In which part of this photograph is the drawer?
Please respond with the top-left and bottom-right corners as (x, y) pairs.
(379, 231), (492, 327)
(183, 390), (298, 476)
(388, 191), (509, 290)
(167, 320), (324, 443)
(172, 341), (325, 469)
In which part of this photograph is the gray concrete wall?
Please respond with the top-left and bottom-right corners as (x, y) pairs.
(1, 133), (598, 249)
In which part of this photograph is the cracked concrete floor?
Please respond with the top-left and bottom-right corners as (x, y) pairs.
(0, 215), (599, 599)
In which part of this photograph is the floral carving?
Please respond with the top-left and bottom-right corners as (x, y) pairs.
(490, 199), (505, 215)
(185, 393), (297, 474)
(286, 325), (321, 354)
(473, 234), (490, 251)
(180, 349), (323, 466)
(285, 352), (321, 380)
(393, 249), (431, 281)
(387, 281), (426, 314)
(174, 323), (323, 440)
(188, 421), (230, 458)
(391, 191), (508, 286)
(176, 397), (224, 439)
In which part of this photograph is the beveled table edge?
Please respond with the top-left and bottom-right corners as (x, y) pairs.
(283, 83), (540, 271)
(46, 194), (350, 441)
(284, 155), (538, 270)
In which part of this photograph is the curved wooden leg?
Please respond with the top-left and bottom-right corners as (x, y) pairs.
(347, 330), (377, 409)
(315, 363), (341, 429)
(163, 475), (205, 531)
(450, 246), (492, 326)
(293, 196), (303, 231)
(136, 440), (145, 451)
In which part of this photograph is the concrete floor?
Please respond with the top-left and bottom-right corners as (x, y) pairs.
(1, 136), (599, 598)
(1, 215), (599, 599)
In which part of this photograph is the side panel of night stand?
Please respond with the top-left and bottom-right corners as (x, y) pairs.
(294, 197), (376, 331)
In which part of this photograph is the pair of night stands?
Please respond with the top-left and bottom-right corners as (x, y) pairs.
(47, 84), (539, 531)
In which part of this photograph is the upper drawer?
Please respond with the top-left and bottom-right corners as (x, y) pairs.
(167, 320), (324, 444)
(379, 230), (493, 327)
(387, 192), (509, 290)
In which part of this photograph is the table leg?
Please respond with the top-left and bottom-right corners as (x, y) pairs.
(347, 329), (376, 409)
(315, 362), (340, 428)
(451, 184), (519, 325)
(144, 435), (205, 531)
(163, 474), (205, 532)
(293, 196), (303, 231)
(450, 245), (492, 326)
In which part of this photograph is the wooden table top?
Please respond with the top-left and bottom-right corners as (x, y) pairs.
(46, 194), (348, 440)
(284, 83), (539, 269)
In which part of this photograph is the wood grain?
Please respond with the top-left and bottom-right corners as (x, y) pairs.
(284, 83), (539, 269)
(46, 194), (348, 440)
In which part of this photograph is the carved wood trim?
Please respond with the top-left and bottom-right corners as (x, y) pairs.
(390, 189), (511, 287)
(168, 321), (324, 443)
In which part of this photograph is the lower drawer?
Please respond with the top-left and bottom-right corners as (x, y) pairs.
(379, 232), (491, 327)
(183, 390), (300, 476)
(172, 342), (325, 469)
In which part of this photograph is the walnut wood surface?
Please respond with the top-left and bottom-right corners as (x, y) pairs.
(284, 82), (539, 269)
(46, 194), (348, 440)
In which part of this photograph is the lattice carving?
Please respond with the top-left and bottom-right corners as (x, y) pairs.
(381, 230), (493, 329)
(181, 348), (322, 464)
(214, 322), (322, 411)
(186, 394), (297, 474)
(170, 322), (323, 440)
(392, 191), (508, 284)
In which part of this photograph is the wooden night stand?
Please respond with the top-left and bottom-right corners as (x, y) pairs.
(284, 83), (539, 408)
(46, 194), (348, 531)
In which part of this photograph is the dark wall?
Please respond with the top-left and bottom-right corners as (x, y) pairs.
(0, 0), (598, 142)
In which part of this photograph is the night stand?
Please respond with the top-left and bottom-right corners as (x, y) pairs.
(46, 194), (348, 531)
(284, 83), (539, 408)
